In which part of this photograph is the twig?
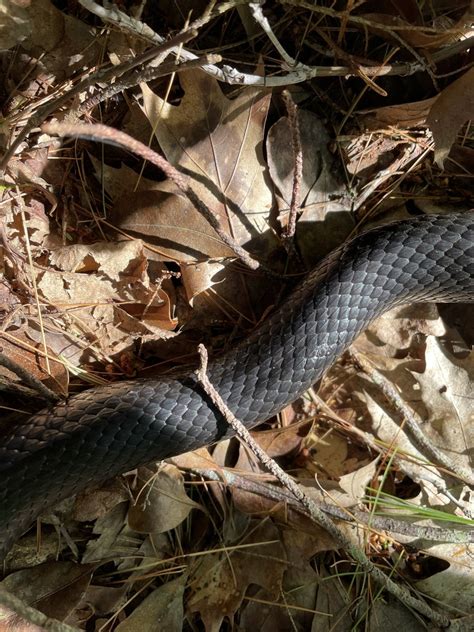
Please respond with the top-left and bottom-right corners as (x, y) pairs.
(2, 3), (471, 168)
(249, 1), (310, 73)
(79, 0), (473, 89)
(315, 27), (390, 97)
(194, 344), (450, 627)
(78, 0), (261, 85)
(80, 54), (222, 112)
(281, 90), (303, 248)
(351, 351), (474, 489)
(307, 387), (459, 500)
(0, 27), (198, 169)
(186, 467), (474, 544)
(0, 352), (59, 402)
(42, 122), (279, 277)
(0, 586), (80, 632)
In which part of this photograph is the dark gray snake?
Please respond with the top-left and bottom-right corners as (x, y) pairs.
(1, 212), (473, 560)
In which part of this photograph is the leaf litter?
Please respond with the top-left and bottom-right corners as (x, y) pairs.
(0, 1), (473, 630)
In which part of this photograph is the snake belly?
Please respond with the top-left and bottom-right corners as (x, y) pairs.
(1, 212), (473, 559)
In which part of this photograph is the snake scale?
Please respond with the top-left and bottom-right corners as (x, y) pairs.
(1, 212), (473, 560)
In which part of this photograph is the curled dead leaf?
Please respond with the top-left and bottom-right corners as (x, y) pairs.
(427, 68), (474, 168)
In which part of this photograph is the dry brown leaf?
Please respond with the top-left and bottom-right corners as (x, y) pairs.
(128, 464), (203, 534)
(11, 0), (100, 84)
(230, 461), (376, 547)
(356, 303), (446, 357)
(239, 529), (341, 630)
(444, 143), (474, 176)
(141, 71), (274, 247)
(66, 584), (128, 626)
(312, 567), (353, 631)
(3, 532), (65, 574)
(336, 459), (379, 502)
(3, 195), (51, 251)
(180, 260), (226, 306)
(81, 502), (129, 563)
(0, 561), (94, 621)
(47, 240), (177, 328)
(230, 480), (339, 544)
(362, 96), (437, 130)
(22, 312), (108, 372)
(427, 68), (474, 168)
(138, 70), (279, 317)
(415, 541), (474, 612)
(306, 430), (349, 478)
(0, 0), (31, 51)
(366, 597), (422, 631)
(49, 240), (145, 279)
(344, 135), (407, 179)
(89, 157), (154, 205)
(169, 446), (223, 471)
(233, 421), (310, 475)
(37, 269), (119, 304)
(72, 479), (129, 523)
(0, 331), (68, 395)
(267, 111), (326, 207)
(115, 574), (186, 632)
(348, 331), (473, 491)
(92, 150), (236, 261)
(113, 188), (235, 262)
(19, 0), (64, 53)
(299, 461), (378, 514)
(187, 520), (286, 632)
(18, 238), (178, 366)
(413, 336), (474, 469)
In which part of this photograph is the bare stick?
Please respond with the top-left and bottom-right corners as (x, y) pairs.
(0, 586), (80, 632)
(79, 0), (473, 89)
(281, 90), (303, 248)
(80, 54), (221, 112)
(0, 352), (59, 402)
(194, 344), (450, 627)
(42, 122), (279, 277)
(0, 27), (198, 169)
(351, 351), (474, 490)
(186, 467), (474, 544)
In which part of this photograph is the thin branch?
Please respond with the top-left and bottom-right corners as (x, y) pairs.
(0, 27), (198, 168)
(351, 351), (474, 490)
(80, 54), (222, 112)
(79, 0), (474, 89)
(194, 344), (450, 627)
(0, 353), (59, 402)
(42, 122), (280, 277)
(0, 586), (80, 632)
(186, 467), (474, 544)
(281, 90), (303, 248)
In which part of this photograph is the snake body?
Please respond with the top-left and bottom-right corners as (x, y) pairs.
(1, 213), (473, 559)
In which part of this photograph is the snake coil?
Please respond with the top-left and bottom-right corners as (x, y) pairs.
(1, 212), (473, 559)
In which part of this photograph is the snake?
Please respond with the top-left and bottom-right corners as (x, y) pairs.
(1, 212), (473, 560)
